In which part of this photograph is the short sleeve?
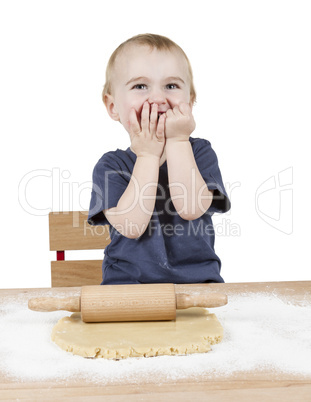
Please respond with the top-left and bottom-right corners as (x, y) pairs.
(191, 138), (231, 214)
(88, 152), (132, 225)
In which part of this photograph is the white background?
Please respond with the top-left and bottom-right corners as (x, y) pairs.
(1, 0), (310, 288)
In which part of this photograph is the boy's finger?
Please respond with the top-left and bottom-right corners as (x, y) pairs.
(141, 102), (150, 132)
(173, 105), (182, 116)
(156, 114), (166, 140)
(129, 108), (141, 135)
(165, 108), (173, 118)
(149, 103), (158, 134)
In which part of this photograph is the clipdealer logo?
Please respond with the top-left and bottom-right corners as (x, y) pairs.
(17, 166), (293, 236)
(255, 167), (293, 235)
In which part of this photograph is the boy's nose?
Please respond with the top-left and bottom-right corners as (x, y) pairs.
(148, 90), (167, 105)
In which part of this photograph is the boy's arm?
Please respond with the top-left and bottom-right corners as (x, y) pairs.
(165, 103), (213, 220)
(104, 102), (165, 238)
(104, 155), (160, 238)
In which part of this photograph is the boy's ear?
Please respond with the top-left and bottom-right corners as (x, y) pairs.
(104, 94), (120, 121)
(189, 95), (195, 110)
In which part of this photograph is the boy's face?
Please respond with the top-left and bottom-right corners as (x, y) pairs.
(105, 44), (193, 133)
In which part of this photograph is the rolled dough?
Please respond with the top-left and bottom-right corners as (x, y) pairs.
(51, 307), (223, 359)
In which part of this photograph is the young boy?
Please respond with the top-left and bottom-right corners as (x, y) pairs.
(88, 33), (230, 285)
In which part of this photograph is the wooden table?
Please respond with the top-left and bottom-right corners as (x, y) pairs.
(1, 281), (310, 401)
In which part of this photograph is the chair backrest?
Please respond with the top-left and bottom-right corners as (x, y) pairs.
(49, 211), (110, 287)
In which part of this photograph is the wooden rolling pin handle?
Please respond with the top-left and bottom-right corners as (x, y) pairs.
(28, 296), (81, 313)
(176, 292), (228, 309)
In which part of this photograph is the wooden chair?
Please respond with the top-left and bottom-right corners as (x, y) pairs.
(49, 211), (110, 287)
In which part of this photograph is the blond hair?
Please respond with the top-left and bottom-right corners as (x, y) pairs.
(102, 33), (196, 104)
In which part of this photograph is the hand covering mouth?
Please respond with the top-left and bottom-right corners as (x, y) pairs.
(157, 111), (166, 121)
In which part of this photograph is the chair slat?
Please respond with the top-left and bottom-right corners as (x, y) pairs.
(51, 260), (102, 287)
(49, 211), (110, 251)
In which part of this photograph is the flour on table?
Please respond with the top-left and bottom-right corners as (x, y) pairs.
(1, 292), (311, 383)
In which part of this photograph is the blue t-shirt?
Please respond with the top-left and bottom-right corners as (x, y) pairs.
(88, 137), (230, 285)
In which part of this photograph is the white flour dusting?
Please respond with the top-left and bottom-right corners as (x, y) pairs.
(1, 291), (311, 384)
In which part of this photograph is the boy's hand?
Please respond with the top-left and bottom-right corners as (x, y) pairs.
(165, 102), (195, 142)
(129, 102), (165, 159)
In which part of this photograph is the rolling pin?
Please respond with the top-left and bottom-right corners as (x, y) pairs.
(28, 283), (228, 323)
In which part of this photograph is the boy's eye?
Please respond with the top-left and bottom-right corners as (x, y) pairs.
(166, 83), (178, 89)
(133, 84), (147, 90)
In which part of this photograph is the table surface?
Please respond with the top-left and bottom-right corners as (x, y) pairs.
(1, 281), (311, 401)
